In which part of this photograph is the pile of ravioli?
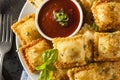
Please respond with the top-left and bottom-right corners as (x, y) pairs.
(11, 0), (120, 80)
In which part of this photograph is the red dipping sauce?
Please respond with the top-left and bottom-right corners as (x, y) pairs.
(38, 0), (80, 38)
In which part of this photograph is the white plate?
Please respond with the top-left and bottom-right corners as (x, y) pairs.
(16, 1), (38, 80)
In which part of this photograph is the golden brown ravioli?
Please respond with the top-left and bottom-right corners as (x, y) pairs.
(68, 61), (120, 80)
(53, 35), (93, 69)
(11, 13), (42, 45)
(94, 31), (120, 61)
(19, 39), (51, 72)
(92, 0), (120, 31)
(77, 23), (95, 40)
(52, 69), (69, 80)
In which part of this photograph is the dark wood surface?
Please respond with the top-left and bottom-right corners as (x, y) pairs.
(0, 0), (26, 80)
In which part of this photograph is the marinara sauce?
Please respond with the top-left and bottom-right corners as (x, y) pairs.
(38, 0), (80, 38)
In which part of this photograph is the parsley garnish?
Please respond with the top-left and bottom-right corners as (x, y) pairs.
(91, 23), (99, 31)
(54, 9), (69, 26)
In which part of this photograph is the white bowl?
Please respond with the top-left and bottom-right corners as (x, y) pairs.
(36, 0), (83, 41)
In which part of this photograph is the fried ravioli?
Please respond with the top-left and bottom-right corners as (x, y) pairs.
(53, 35), (93, 69)
(68, 61), (120, 80)
(94, 31), (120, 61)
(11, 14), (42, 45)
(53, 69), (69, 80)
(19, 39), (51, 72)
(92, 0), (120, 31)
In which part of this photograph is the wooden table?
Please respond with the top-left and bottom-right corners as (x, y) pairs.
(0, 0), (26, 80)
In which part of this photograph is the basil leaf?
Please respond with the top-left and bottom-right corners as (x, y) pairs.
(47, 71), (53, 80)
(38, 69), (53, 80)
(47, 64), (56, 71)
(38, 70), (45, 80)
(36, 49), (58, 80)
(35, 63), (47, 70)
(42, 49), (58, 63)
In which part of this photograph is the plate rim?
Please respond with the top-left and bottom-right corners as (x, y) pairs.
(16, 1), (38, 80)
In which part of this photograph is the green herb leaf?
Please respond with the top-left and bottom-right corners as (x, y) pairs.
(47, 64), (56, 71)
(38, 70), (45, 80)
(35, 49), (58, 80)
(38, 69), (52, 80)
(46, 71), (53, 80)
(91, 23), (99, 31)
(42, 49), (58, 63)
(35, 63), (47, 70)
(54, 9), (69, 26)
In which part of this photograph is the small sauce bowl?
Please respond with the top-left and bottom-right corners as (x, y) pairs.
(36, 0), (83, 41)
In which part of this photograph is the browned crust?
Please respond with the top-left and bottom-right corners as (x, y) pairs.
(94, 32), (99, 61)
(94, 57), (120, 62)
(68, 63), (96, 79)
(68, 61), (120, 79)
(94, 31), (120, 62)
(53, 35), (94, 69)
(52, 69), (69, 80)
(53, 35), (85, 69)
(93, 0), (120, 6)
(19, 38), (43, 72)
(54, 61), (86, 69)
(92, 0), (120, 31)
(53, 35), (83, 42)
(53, 35), (83, 49)
(11, 13), (35, 45)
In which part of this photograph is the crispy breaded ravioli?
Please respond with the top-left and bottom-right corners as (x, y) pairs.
(27, 0), (44, 8)
(11, 14), (42, 45)
(92, 1), (120, 31)
(77, 23), (95, 40)
(53, 69), (69, 80)
(94, 31), (120, 61)
(77, 23), (93, 34)
(19, 39), (51, 72)
(68, 62), (120, 80)
(53, 35), (93, 69)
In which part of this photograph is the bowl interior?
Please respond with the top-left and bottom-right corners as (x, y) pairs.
(35, 0), (83, 41)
